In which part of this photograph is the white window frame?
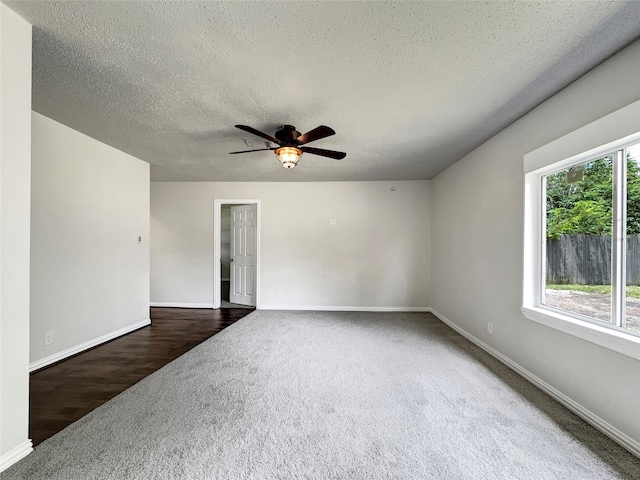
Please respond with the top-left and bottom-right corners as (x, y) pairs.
(522, 100), (640, 360)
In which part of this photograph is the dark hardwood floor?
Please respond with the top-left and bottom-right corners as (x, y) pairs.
(29, 306), (253, 446)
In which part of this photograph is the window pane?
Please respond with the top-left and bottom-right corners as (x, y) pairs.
(626, 143), (640, 333)
(544, 156), (613, 324)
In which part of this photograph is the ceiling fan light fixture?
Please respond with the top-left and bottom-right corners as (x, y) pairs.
(275, 146), (302, 168)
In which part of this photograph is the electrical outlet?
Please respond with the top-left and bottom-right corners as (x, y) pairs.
(44, 331), (54, 346)
(276, 290), (282, 298)
(328, 218), (337, 226)
(487, 322), (493, 335)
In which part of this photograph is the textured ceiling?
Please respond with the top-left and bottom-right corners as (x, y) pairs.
(4, 1), (640, 182)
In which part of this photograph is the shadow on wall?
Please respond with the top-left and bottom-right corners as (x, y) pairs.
(221, 205), (231, 279)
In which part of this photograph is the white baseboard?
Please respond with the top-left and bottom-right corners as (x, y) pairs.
(429, 308), (640, 459)
(150, 302), (214, 309)
(29, 319), (151, 373)
(259, 305), (431, 312)
(0, 440), (33, 472)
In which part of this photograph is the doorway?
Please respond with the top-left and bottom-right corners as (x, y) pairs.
(214, 199), (260, 309)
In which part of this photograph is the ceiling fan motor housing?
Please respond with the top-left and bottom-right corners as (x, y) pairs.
(275, 125), (301, 144)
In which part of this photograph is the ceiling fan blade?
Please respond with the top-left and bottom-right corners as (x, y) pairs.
(229, 148), (277, 154)
(234, 125), (280, 145)
(296, 125), (336, 145)
(300, 146), (346, 160)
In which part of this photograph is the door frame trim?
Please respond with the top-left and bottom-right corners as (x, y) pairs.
(213, 199), (261, 309)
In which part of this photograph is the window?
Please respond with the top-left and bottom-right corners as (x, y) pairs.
(543, 144), (639, 334)
(523, 101), (640, 359)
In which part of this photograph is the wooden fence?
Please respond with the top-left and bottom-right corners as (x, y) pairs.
(546, 234), (640, 285)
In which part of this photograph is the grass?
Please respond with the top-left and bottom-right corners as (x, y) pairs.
(547, 284), (640, 299)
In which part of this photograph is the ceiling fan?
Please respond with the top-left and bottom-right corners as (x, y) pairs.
(230, 124), (346, 168)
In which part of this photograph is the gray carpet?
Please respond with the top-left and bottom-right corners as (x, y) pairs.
(5, 311), (640, 479)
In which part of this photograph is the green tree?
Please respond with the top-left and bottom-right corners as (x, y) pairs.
(546, 157), (613, 239)
(627, 155), (640, 234)
(547, 201), (612, 239)
(546, 153), (640, 238)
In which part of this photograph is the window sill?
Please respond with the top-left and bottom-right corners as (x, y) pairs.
(521, 306), (640, 360)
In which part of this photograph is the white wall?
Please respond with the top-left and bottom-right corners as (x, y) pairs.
(151, 181), (431, 310)
(30, 112), (150, 367)
(0, 3), (33, 469)
(431, 39), (640, 448)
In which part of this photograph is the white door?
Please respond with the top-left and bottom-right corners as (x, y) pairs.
(229, 204), (257, 306)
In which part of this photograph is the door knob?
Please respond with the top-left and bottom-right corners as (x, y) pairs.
(230, 258), (233, 262)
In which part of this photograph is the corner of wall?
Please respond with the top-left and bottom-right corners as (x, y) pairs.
(1, 2), (33, 470)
